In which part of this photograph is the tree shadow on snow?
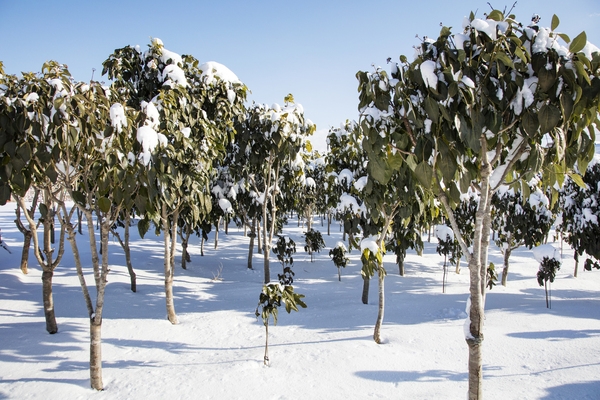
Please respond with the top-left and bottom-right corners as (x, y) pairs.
(539, 380), (600, 399)
(354, 368), (467, 383)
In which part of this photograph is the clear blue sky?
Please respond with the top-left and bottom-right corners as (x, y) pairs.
(1, 1), (599, 150)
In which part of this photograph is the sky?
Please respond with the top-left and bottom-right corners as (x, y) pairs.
(1, 1), (600, 151)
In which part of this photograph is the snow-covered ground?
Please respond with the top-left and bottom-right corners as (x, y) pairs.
(1, 202), (599, 399)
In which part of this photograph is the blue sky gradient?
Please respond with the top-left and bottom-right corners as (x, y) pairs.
(1, 1), (599, 150)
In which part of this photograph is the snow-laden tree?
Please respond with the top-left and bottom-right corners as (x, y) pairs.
(57, 79), (138, 392)
(492, 181), (555, 285)
(356, 9), (600, 399)
(325, 122), (366, 245)
(557, 155), (600, 274)
(0, 64), (74, 334)
(232, 96), (315, 283)
(102, 39), (247, 324)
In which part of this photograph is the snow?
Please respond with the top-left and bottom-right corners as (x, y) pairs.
(532, 244), (560, 263)
(160, 64), (188, 88)
(218, 198), (233, 214)
(353, 176), (368, 192)
(199, 61), (241, 85)
(1, 202), (600, 399)
(435, 224), (454, 241)
(360, 235), (379, 255)
(109, 103), (127, 133)
(420, 60), (438, 90)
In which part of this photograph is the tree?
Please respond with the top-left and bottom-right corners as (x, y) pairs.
(357, 10), (600, 399)
(492, 181), (555, 285)
(435, 225), (458, 293)
(232, 96), (315, 283)
(56, 78), (134, 391)
(533, 245), (561, 308)
(329, 241), (350, 281)
(1, 64), (74, 334)
(557, 157), (600, 274)
(303, 228), (325, 262)
(255, 235), (306, 365)
(103, 39), (247, 323)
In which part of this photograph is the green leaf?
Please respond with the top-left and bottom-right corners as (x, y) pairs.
(0, 184), (10, 205)
(495, 52), (514, 69)
(568, 172), (586, 189)
(98, 197), (111, 213)
(424, 96), (440, 121)
(569, 31), (587, 54)
(39, 203), (48, 218)
(551, 15), (560, 31)
(71, 190), (87, 207)
(539, 104), (561, 134)
(414, 161), (433, 189)
(137, 218), (150, 239)
(522, 111), (539, 136)
(560, 90), (574, 121)
(487, 10), (504, 21)
(558, 33), (571, 44)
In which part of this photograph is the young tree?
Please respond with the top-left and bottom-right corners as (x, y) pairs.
(303, 228), (325, 262)
(329, 241), (350, 281)
(255, 235), (306, 365)
(492, 182), (555, 285)
(557, 156), (600, 274)
(357, 10), (600, 399)
(533, 244), (561, 308)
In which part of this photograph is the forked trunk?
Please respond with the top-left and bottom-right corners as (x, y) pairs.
(90, 321), (103, 390)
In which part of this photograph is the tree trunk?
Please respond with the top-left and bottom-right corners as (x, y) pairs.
(214, 216), (220, 250)
(442, 254), (447, 293)
(111, 214), (137, 292)
(398, 258), (405, 276)
(89, 321), (103, 390)
(373, 265), (385, 344)
(455, 257), (461, 274)
(247, 218), (256, 269)
(574, 252), (579, 278)
(257, 221), (262, 254)
(501, 247), (511, 287)
(163, 205), (178, 324)
(338, 267), (341, 281)
(20, 231), (32, 274)
(123, 215), (136, 292)
(180, 225), (192, 271)
(327, 213), (331, 236)
(41, 270), (58, 334)
(361, 275), (369, 304)
(263, 322), (270, 366)
(63, 208), (94, 316)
